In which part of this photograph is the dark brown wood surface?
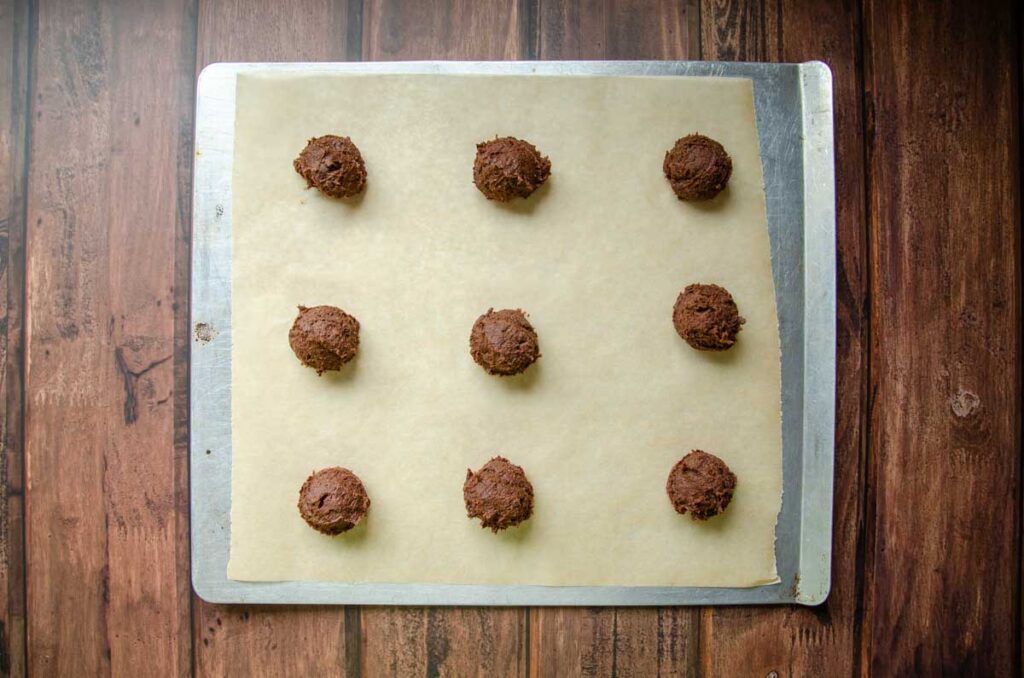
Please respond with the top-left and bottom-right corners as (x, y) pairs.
(0, 0), (1019, 675)
(861, 2), (1020, 674)
(0, 1), (28, 676)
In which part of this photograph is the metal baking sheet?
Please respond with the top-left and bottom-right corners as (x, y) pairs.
(190, 61), (835, 606)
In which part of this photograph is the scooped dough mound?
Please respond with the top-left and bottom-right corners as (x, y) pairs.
(473, 136), (551, 201)
(666, 450), (736, 520)
(672, 283), (745, 351)
(293, 135), (367, 198)
(298, 467), (370, 534)
(463, 456), (535, 532)
(289, 305), (360, 374)
(469, 308), (540, 376)
(663, 134), (732, 201)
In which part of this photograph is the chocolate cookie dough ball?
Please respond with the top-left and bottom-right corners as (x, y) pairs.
(298, 467), (370, 535)
(289, 305), (360, 375)
(672, 283), (745, 351)
(666, 450), (736, 521)
(473, 136), (551, 201)
(663, 134), (733, 201)
(464, 456), (534, 532)
(469, 308), (540, 376)
(293, 135), (367, 198)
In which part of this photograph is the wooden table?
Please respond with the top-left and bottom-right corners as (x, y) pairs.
(0, 0), (1019, 675)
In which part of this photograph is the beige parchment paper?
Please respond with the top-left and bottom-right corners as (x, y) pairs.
(228, 73), (782, 587)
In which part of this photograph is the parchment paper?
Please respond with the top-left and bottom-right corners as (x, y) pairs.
(229, 73), (782, 587)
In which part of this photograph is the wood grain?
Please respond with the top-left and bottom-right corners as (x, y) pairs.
(0, 0), (29, 675)
(700, 0), (781, 62)
(194, 606), (356, 676)
(537, 0), (691, 59)
(530, 4), (702, 674)
(361, 607), (526, 677)
(196, 0), (356, 68)
(531, 608), (697, 678)
(698, 0), (870, 675)
(24, 0), (195, 675)
(192, 2), (359, 676)
(861, 0), (1020, 674)
(362, 0), (531, 60)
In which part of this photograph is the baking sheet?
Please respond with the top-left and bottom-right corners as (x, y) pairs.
(188, 62), (835, 606)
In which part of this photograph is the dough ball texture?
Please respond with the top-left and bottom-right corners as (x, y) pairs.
(463, 456), (535, 532)
(289, 305), (360, 374)
(293, 135), (367, 198)
(663, 134), (733, 201)
(473, 136), (551, 201)
(666, 450), (737, 520)
(469, 308), (540, 376)
(673, 283), (745, 351)
(298, 467), (371, 535)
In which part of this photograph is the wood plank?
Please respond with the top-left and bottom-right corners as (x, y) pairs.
(531, 3), (700, 675)
(362, 0), (531, 60)
(862, 0), (1020, 674)
(0, 0), (29, 675)
(24, 0), (195, 675)
(355, 3), (531, 675)
(531, 608), (697, 678)
(196, 0), (355, 67)
(698, 0), (869, 675)
(361, 608), (526, 677)
(195, 606), (357, 676)
(537, 0), (690, 59)
(700, 0), (780, 62)
(192, 2), (359, 676)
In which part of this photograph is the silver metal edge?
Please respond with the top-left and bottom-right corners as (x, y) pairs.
(190, 61), (836, 606)
(191, 63), (236, 604)
(794, 61), (837, 605)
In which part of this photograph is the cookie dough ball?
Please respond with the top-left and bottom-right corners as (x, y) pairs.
(293, 135), (367, 198)
(289, 305), (360, 375)
(666, 450), (736, 520)
(298, 467), (370, 535)
(663, 134), (732, 201)
(473, 136), (551, 201)
(463, 456), (534, 532)
(469, 308), (540, 376)
(672, 283), (745, 351)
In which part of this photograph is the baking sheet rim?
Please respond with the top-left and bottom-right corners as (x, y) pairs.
(189, 60), (836, 606)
